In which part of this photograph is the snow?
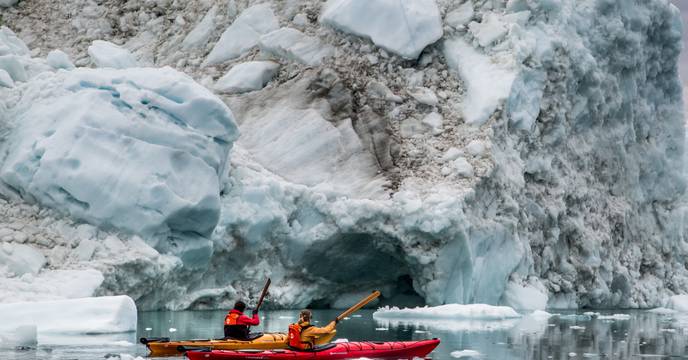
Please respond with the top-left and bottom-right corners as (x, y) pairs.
(182, 5), (218, 50)
(373, 304), (521, 320)
(0, 296), (136, 338)
(259, 28), (334, 66)
(465, 140), (486, 157)
(0, 67), (238, 250)
(204, 3), (279, 65)
(87, 40), (138, 69)
(320, 0), (443, 59)
(215, 61), (280, 94)
(444, 37), (517, 125)
(453, 158), (474, 178)
(46, 49), (75, 70)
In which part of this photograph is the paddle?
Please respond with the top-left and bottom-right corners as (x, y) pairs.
(334, 290), (381, 323)
(248, 278), (271, 332)
(254, 278), (271, 312)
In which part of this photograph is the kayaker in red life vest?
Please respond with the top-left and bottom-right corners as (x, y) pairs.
(288, 309), (337, 350)
(224, 300), (260, 340)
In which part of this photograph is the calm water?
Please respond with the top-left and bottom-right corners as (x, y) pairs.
(3, 309), (688, 359)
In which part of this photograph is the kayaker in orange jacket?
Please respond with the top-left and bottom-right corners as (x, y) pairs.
(288, 309), (337, 350)
(224, 300), (260, 340)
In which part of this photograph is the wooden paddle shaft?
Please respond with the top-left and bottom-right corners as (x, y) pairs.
(255, 278), (271, 312)
(336, 290), (380, 321)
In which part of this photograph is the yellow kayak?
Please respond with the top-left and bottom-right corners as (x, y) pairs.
(141, 331), (336, 357)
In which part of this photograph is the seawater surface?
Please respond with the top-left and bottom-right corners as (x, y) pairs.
(2, 309), (688, 359)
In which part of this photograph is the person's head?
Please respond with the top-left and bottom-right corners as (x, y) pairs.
(299, 309), (312, 323)
(233, 301), (247, 313)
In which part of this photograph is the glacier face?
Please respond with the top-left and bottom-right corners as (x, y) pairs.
(0, 0), (686, 311)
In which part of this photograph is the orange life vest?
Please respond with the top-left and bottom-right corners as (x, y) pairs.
(225, 311), (240, 326)
(288, 323), (313, 349)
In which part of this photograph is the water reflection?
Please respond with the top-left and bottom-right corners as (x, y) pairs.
(2, 309), (688, 359)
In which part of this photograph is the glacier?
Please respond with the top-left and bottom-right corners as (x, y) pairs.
(0, 0), (686, 313)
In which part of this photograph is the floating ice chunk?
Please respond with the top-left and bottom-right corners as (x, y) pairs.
(0, 67), (238, 241)
(502, 281), (548, 310)
(46, 50), (75, 70)
(373, 304), (521, 320)
(182, 5), (218, 50)
(446, 3), (474, 29)
(293, 13), (308, 27)
(444, 37), (517, 125)
(649, 307), (677, 314)
(0, 325), (36, 349)
(119, 355), (145, 360)
(215, 61), (279, 94)
(422, 112), (443, 135)
(596, 314), (630, 321)
(0, 296), (137, 336)
(570, 325), (585, 330)
(320, 0), (443, 59)
(453, 157), (474, 178)
(0, 243), (46, 276)
(0, 68), (13, 88)
(205, 3), (279, 65)
(468, 13), (508, 48)
(408, 87), (439, 106)
(259, 28), (333, 66)
(87, 40), (138, 69)
(451, 350), (482, 358)
(0, 27), (29, 56)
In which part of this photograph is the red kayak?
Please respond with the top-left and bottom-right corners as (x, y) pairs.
(185, 339), (440, 360)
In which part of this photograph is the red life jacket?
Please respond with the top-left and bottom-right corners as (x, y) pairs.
(288, 323), (313, 349)
(225, 311), (240, 325)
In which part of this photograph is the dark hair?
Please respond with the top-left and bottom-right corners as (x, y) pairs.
(234, 301), (246, 312)
(299, 309), (312, 322)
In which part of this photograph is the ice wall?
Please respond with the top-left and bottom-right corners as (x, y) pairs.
(0, 0), (686, 310)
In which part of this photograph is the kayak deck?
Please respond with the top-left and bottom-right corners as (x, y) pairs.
(144, 332), (336, 356)
(185, 339), (440, 360)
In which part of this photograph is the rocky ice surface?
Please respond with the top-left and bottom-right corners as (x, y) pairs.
(0, 0), (686, 311)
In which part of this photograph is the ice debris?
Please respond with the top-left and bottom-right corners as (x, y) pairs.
(320, 0), (443, 59)
(215, 61), (280, 94)
(205, 3), (278, 65)
(87, 40), (138, 69)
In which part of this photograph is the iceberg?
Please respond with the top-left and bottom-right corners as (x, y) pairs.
(320, 0), (443, 59)
(373, 304), (521, 320)
(0, 296), (137, 338)
(182, 5), (218, 50)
